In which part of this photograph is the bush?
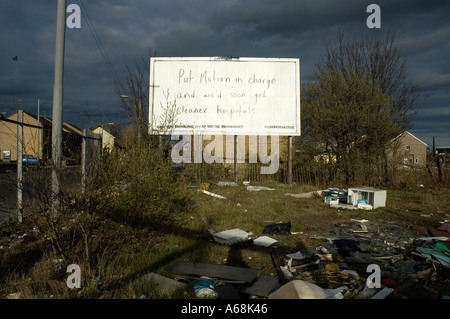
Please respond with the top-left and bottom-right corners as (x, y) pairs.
(93, 140), (190, 226)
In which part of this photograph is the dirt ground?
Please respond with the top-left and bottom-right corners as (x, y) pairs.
(1, 183), (449, 299)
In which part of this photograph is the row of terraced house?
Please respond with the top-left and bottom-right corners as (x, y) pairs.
(2, 110), (445, 173)
(0, 111), (115, 165)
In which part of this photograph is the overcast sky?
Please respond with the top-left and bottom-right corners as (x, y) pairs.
(1, 0), (449, 147)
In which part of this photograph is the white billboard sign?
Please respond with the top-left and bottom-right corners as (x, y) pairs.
(149, 57), (300, 136)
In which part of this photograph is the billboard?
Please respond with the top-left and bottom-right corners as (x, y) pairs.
(149, 57), (300, 136)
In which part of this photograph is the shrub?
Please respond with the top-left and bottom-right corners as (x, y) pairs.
(93, 140), (190, 226)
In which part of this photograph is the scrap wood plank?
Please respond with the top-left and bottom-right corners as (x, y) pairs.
(165, 262), (260, 284)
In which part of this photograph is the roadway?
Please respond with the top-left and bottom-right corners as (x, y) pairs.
(0, 165), (81, 225)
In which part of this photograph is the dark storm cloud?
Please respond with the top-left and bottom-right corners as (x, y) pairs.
(210, 0), (366, 34)
(0, 0), (449, 145)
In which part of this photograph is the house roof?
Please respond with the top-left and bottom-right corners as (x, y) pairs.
(6, 111), (53, 127)
(6, 111), (82, 136)
(92, 126), (115, 139)
(391, 131), (427, 147)
(63, 122), (83, 135)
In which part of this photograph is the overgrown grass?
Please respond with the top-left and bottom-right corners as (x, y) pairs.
(1, 142), (449, 299)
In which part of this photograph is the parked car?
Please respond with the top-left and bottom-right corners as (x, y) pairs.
(22, 155), (38, 165)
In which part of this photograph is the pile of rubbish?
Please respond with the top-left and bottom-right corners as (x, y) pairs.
(159, 217), (449, 299)
(273, 218), (450, 299)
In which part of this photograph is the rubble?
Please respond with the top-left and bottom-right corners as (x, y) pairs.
(290, 217), (450, 298)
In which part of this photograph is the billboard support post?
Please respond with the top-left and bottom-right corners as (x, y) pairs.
(234, 135), (238, 183)
(288, 136), (293, 185)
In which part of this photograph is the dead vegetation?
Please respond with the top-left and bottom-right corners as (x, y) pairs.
(1, 163), (449, 299)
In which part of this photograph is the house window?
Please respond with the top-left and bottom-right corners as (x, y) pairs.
(415, 158), (418, 164)
(406, 145), (410, 150)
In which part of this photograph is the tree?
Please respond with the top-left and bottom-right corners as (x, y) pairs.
(115, 49), (157, 144)
(300, 33), (420, 185)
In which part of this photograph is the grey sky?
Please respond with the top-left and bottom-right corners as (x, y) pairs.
(0, 0), (449, 147)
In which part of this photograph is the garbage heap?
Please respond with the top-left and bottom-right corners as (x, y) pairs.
(274, 219), (450, 299)
(162, 220), (449, 299)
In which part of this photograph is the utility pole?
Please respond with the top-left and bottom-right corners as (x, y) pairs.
(51, 0), (66, 214)
(17, 110), (23, 223)
(37, 98), (40, 161)
(81, 129), (87, 195)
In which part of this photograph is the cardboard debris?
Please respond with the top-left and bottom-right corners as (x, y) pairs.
(213, 229), (252, 245)
(253, 236), (278, 247)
